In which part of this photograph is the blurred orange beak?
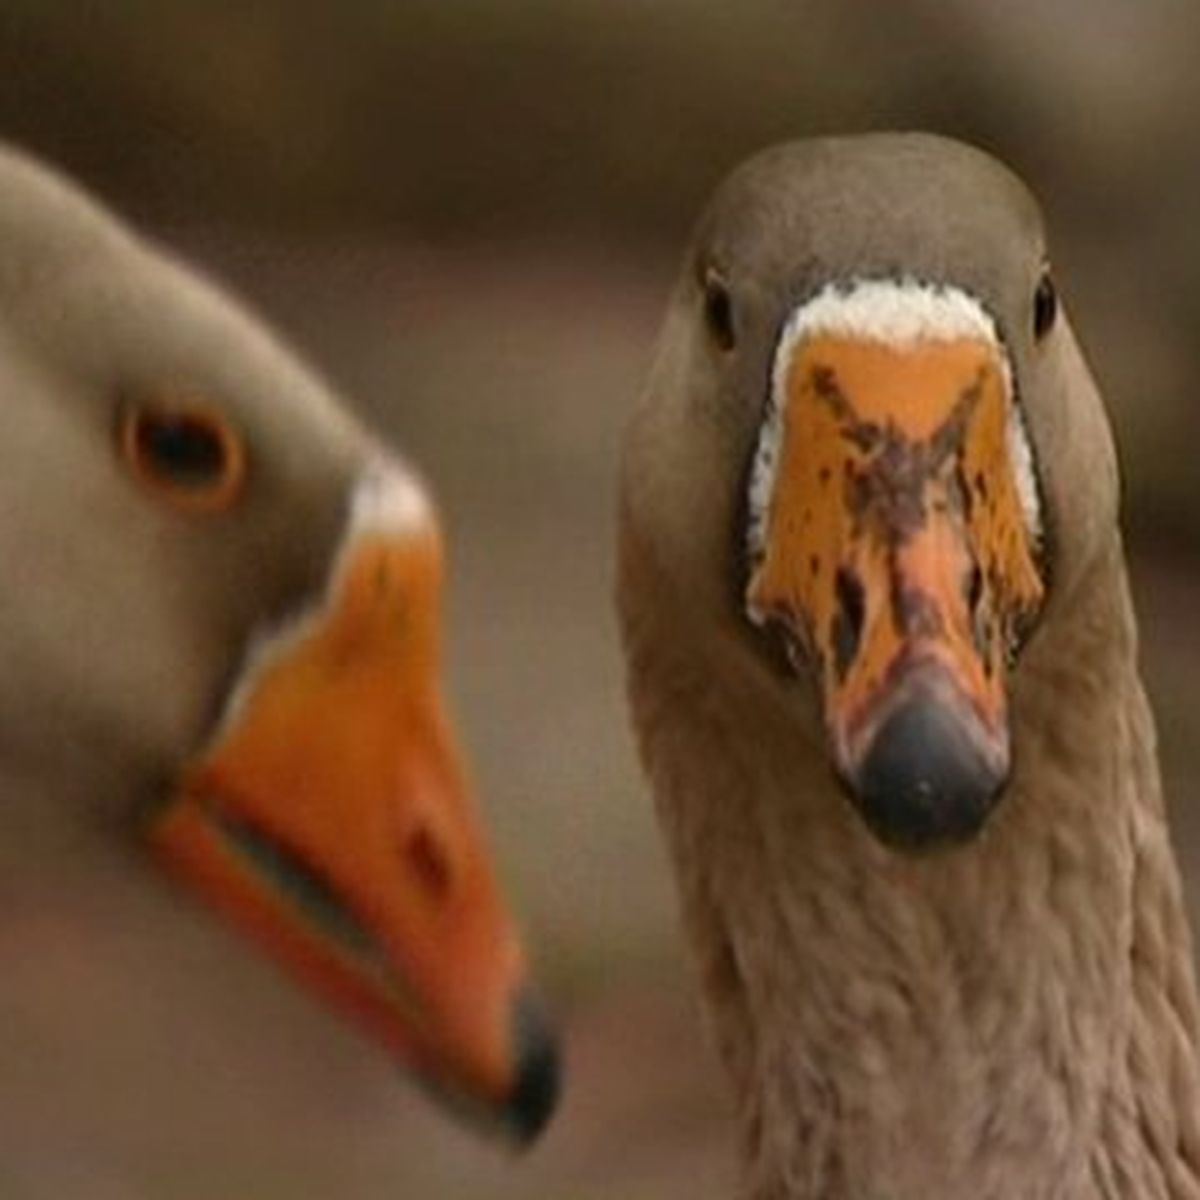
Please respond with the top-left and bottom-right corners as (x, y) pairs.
(748, 328), (1044, 849)
(148, 481), (558, 1142)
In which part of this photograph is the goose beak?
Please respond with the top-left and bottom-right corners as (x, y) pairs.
(149, 480), (559, 1143)
(748, 327), (1044, 850)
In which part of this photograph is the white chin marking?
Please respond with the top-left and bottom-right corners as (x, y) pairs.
(746, 278), (1042, 587)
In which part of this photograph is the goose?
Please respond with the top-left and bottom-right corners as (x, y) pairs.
(617, 132), (1200, 1197)
(0, 143), (557, 1143)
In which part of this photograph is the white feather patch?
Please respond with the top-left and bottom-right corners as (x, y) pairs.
(349, 458), (434, 537)
(746, 279), (1042, 595)
(779, 278), (1000, 348)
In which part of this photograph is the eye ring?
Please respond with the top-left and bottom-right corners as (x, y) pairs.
(701, 266), (737, 352)
(117, 400), (246, 514)
(1032, 269), (1058, 341)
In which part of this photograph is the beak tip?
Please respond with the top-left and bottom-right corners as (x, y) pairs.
(504, 989), (562, 1147)
(843, 689), (1009, 851)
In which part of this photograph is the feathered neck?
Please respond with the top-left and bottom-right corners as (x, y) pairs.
(620, 529), (1200, 1199)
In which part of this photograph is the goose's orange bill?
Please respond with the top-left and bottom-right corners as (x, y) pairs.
(151, 520), (558, 1142)
(749, 333), (1044, 848)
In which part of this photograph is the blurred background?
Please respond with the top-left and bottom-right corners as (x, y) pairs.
(0, 2), (1197, 1196)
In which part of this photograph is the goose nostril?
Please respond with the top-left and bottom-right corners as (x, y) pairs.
(402, 824), (454, 904)
(965, 562), (995, 667)
(965, 563), (984, 616)
(832, 566), (866, 679)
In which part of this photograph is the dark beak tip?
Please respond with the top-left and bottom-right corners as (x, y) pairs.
(845, 694), (1009, 851)
(505, 989), (562, 1147)
(409, 989), (561, 1147)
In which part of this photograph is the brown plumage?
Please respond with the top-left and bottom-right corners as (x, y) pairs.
(618, 132), (1200, 1197)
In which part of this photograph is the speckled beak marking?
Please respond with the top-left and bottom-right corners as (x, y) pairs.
(150, 465), (558, 1144)
(747, 281), (1045, 849)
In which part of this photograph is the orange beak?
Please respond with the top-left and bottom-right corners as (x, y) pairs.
(748, 329), (1044, 848)
(149, 496), (558, 1142)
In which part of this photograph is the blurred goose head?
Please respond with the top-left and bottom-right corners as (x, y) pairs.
(0, 143), (558, 1144)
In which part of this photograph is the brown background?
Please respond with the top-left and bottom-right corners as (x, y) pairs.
(0, 3), (1198, 1196)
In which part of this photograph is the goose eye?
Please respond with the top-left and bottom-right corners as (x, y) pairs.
(1032, 271), (1057, 341)
(118, 401), (246, 513)
(702, 268), (737, 352)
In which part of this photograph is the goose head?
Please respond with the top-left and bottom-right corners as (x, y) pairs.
(621, 132), (1119, 852)
(0, 146), (557, 1141)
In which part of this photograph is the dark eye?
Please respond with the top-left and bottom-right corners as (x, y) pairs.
(702, 267), (736, 352)
(1032, 270), (1057, 341)
(118, 401), (246, 513)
